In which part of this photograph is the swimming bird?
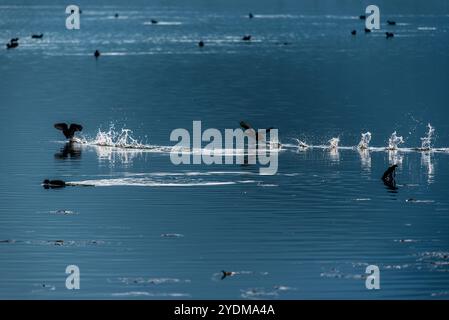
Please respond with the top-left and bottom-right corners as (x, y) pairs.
(31, 34), (44, 39)
(383, 165), (397, 179)
(6, 38), (19, 49)
(364, 28), (372, 33)
(6, 42), (18, 49)
(221, 271), (235, 280)
(114, 13), (119, 18)
(385, 32), (394, 39)
(94, 50), (100, 58)
(359, 15), (366, 20)
(382, 164), (398, 191)
(382, 164), (398, 182)
(387, 20), (396, 26)
(151, 19), (158, 24)
(351, 30), (357, 35)
(42, 179), (93, 189)
(54, 123), (83, 140)
(249, 13), (254, 19)
(42, 179), (67, 189)
(242, 35), (252, 41)
(198, 40), (204, 48)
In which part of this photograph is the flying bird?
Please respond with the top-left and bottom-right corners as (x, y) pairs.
(54, 123), (83, 140)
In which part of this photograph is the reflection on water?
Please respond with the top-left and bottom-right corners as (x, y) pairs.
(54, 142), (82, 160)
(421, 151), (434, 184)
(389, 150), (404, 166)
(358, 148), (371, 171)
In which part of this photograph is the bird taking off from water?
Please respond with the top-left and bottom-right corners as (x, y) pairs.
(54, 123), (83, 140)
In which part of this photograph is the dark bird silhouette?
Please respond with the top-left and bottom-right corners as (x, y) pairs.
(42, 179), (93, 189)
(382, 164), (398, 181)
(387, 20), (396, 25)
(359, 15), (366, 20)
(54, 123), (83, 140)
(6, 38), (19, 49)
(6, 42), (18, 49)
(221, 271), (234, 280)
(114, 13), (119, 18)
(382, 164), (398, 190)
(198, 40), (204, 48)
(351, 30), (357, 35)
(151, 19), (158, 24)
(385, 32), (394, 39)
(364, 27), (372, 33)
(54, 142), (82, 160)
(242, 35), (252, 41)
(31, 34), (44, 39)
(94, 50), (100, 58)
(239, 121), (275, 145)
(249, 13), (254, 19)
(42, 179), (67, 189)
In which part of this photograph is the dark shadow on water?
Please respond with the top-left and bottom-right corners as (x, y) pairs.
(54, 142), (82, 160)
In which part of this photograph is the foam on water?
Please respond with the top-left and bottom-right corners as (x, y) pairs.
(68, 177), (257, 187)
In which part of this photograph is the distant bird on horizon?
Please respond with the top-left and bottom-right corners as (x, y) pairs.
(54, 123), (83, 140)
(386, 32), (394, 38)
(198, 40), (204, 48)
(94, 50), (100, 58)
(364, 27), (372, 33)
(114, 13), (119, 18)
(351, 30), (357, 35)
(387, 20), (396, 26)
(31, 34), (44, 39)
(242, 35), (252, 41)
(359, 15), (366, 20)
(151, 19), (158, 24)
(249, 13), (254, 19)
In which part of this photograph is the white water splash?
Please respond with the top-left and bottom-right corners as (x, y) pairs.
(74, 125), (145, 148)
(420, 123), (435, 151)
(357, 132), (372, 150)
(93, 126), (146, 149)
(387, 131), (404, 150)
(328, 137), (340, 149)
(294, 139), (309, 149)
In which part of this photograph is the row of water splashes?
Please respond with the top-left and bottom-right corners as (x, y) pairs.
(74, 123), (442, 156)
(296, 124), (437, 152)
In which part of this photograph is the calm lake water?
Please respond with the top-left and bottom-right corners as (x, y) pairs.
(1, 0), (449, 299)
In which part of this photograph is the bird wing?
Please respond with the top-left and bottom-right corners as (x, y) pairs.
(239, 121), (252, 130)
(69, 124), (83, 132)
(54, 123), (68, 131)
(240, 121), (259, 140)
